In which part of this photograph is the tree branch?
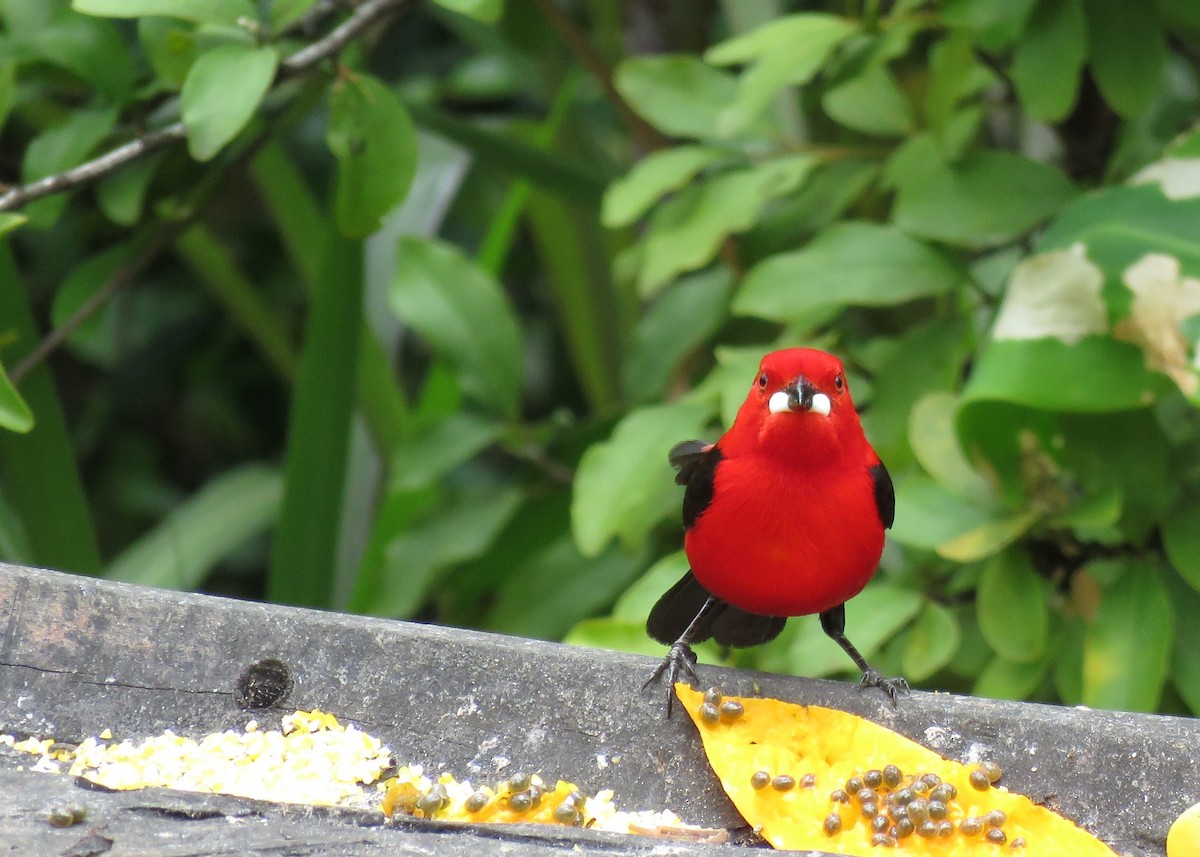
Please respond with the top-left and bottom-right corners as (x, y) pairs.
(532, 0), (670, 153)
(0, 0), (415, 214)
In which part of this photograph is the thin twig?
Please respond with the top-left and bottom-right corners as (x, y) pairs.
(532, 0), (670, 153)
(0, 0), (415, 214)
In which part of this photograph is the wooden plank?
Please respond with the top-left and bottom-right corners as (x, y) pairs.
(1, 562), (1198, 855)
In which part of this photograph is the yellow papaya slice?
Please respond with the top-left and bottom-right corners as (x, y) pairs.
(1168, 800), (1200, 857)
(676, 684), (1120, 855)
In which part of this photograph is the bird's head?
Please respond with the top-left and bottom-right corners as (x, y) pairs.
(729, 348), (865, 463)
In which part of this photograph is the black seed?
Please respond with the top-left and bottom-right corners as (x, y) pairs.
(928, 800), (948, 820)
(970, 770), (991, 791)
(415, 793), (443, 816)
(937, 820), (954, 838)
(986, 828), (1008, 844)
(699, 702), (720, 724)
(824, 813), (842, 835)
(888, 804), (908, 821)
(960, 817), (984, 836)
(864, 769), (884, 789)
(566, 790), (586, 807)
(907, 798), (929, 823)
(830, 789), (850, 804)
(985, 809), (1008, 827)
(893, 818), (915, 838)
(527, 784), (544, 806)
(801, 773), (816, 789)
(751, 770), (770, 790)
(930, 783), (957, 803)
(508, 772), (532, 792)
(465, 791), (489, 812)
(894, 787), (916, 805)
(47, 807), (77, 828)
(857, 788), (878, 805)
(846, 776), (865, 794)
(509, 792), (533, 812)
(920, 773), (942, 788)
(917, 820), (938, 838)
(861, 801), (879, 819)
(1011, 836), (1027, 848)
(871, 833), (896, 847)
(872, 815), (890, 833)
(772, 775), (796, 791)
(911, 778), (931, 795)
(553, 802), (581, 825)
(883, 765), (903, 788)
(703, 687), (723, 706)
(979, 760), (1004, 784)
(719, 700), (745, 721)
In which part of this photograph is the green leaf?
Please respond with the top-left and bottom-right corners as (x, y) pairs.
(488, 536), (643, 639)
(602, 145), (729, 228)
(823, 64), (914, 137)
(908, 392), (994, 503)
(974, 652), (1050, 700)
(892, 149), (1077, 248)
(734, 221), (963, 321)
(390, 237), (523, 417)
(51, 244), (135, 365)
(108, 465), (281, 589)
(96, 153), (162, 226)
(888, 476), (999, 551)
(564, 617), (674, 659)
(21, 106), (118, 228)
(705, 13), (858, 135)
(976, 549), (1049, 663)
(784, 583), (922, 678)
(1162, 566), (1200, 715)
(0, 360), (33, 434)
(430, 0), (503, 23)
(72, 0), (256, 25)
(624, 267), (732, 404)
(366, 486), (522, 618)
(572, 400), (714, 556)
(901, 601), (960, 681)
(267, 234), (362, 608)
(0, 245), (102, 574)
(0, 214), (26, 238)
(612, 550), (691, 623)
(389, 413), (501, 491)
(1011, 0), (1087, 122)
(181, 44), (277, 161)
(1162, 498), (1200, 593)
(963, 337), (1166, 413)
(327, 73), (418, 238)
(1083, 559), (1173, 712)
(138, 16), (199, 88)
(614, 55), (740, 140)
(639, 156), (816, 295)
(29, 11), (134, 103)
(937, 510), (1038, 563)
(1083, 0), (1166, 118)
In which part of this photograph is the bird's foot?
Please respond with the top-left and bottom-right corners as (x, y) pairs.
(642, 641), (700, 718)
(858, 670), (909, 706)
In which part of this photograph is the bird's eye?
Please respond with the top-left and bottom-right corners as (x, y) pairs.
(757, 371), (768, 390)
(834, 374), (845, 393)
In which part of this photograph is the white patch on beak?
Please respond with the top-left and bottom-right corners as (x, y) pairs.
(810, 392), (832, 416)
(768, 391), (791, 414)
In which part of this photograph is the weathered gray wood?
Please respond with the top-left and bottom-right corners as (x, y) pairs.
(1, 562), (1197, 856)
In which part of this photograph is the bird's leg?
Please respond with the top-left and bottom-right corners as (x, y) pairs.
(819, 604), (909, 704)
(643, 596), (719, 717)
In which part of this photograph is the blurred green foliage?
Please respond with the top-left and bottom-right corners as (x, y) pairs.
(1, 0), (1200, 716)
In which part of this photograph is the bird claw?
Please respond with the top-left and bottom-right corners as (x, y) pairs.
(642, 641), (700, 718)
(857, 669), (909, 706)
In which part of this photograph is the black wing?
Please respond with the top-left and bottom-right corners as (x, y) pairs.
(646, 570), (786, 648)
(870, 461), (895, 529)
(668, 440), (722, 530)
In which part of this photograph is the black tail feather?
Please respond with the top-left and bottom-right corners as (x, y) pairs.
(647, 571), (786, 649)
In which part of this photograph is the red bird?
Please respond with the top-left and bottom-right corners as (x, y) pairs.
(645, 348), (905, 713)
